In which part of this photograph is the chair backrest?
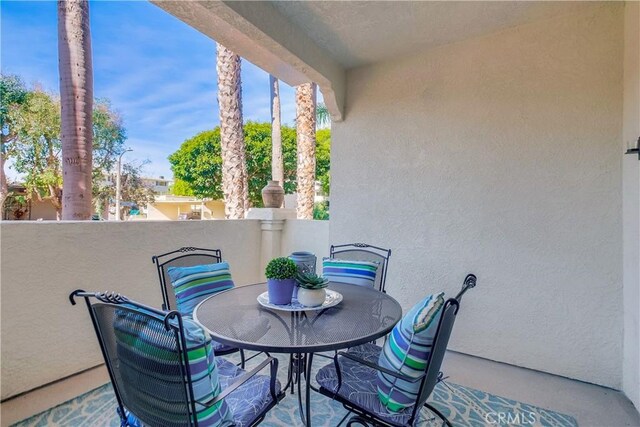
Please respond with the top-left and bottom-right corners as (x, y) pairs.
(411, 274), (477, 422)
(330, 243), (392, 292)
(70, 291), (197, 426)
(152, 247), (223, 311)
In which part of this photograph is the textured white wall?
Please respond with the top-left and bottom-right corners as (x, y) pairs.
(0, 221), (262, 399)
(281, 220), (330, 273)
(623, 1), (640, 411)
(331, 5), (623, 388)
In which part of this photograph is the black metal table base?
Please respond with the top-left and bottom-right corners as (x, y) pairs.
(281, 352), (314, 426)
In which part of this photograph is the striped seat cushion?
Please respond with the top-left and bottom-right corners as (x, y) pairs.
(167, 262), (235, 316)
(322, 258), (379, 288)
(114, 307), (233, 426)
(376, 292), (445, 412)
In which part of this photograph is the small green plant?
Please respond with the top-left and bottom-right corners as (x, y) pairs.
(265, 257), (298, 280)
(295, 272), (329, 290)
(313, 201), (329, 220)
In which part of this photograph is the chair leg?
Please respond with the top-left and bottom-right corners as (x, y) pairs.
(346, 415), (370, 426)
(240, 349), (246, 369)
(424, 403), (453, 427)
(335, 412), (351, 427)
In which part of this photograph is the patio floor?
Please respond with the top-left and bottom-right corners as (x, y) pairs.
(9, 351), (638, 427)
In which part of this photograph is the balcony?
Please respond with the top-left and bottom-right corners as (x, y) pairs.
(0, 218), (638, 426)
(1, 1), (640, 426)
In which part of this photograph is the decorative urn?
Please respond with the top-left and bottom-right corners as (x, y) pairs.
(261, 180), (285, 208)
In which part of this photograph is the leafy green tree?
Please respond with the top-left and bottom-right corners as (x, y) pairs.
(8, 82), (127, 218)
(313, 201), (329, 220)
(117, 162), (155, 219)
(0, 74), (29, 208)
(91, 160), (155, 220)
(169, 121), (330, 207)
(91, 99), (127, 215)
(316, 128), (330, 196)
(170, 178), (195, 196)
(12, 89), (63, 217)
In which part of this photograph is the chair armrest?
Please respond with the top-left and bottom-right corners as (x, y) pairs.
(337, 351), (425, 383)
(199, 356), (279, 407)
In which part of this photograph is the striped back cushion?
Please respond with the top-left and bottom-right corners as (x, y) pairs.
(322, 258), (379, 287)
(114, 307), (233, 426)
(376, 292), (445, 412)
(167, 262), (235, 316)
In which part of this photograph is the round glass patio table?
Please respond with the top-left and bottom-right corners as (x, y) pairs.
(193, 282), (402, 353)
(193, 282), (402, 427)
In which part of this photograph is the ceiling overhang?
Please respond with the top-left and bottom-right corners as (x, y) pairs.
(152, 1), (345, 121)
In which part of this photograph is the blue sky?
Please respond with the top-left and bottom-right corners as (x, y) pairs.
(1, 0), (309, 179)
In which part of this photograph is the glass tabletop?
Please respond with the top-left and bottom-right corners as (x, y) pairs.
(193, 282), (403, 353)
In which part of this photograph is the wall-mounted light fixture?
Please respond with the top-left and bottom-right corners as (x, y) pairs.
(626, 136), (639, 160)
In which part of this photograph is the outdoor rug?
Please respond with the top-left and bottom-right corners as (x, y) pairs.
(12, 354), (578, 427)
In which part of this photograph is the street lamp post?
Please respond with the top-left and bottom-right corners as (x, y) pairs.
(115, 149), (132, 221)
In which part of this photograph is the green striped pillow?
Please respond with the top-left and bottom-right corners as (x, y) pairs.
(167, 262), (235, 316)
(376, 292), (445, 412)
(114, 307), (233, 426)
(322, 258), (379, 287)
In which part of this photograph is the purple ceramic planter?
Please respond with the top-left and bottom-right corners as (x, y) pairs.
(267, 278), (295, 305)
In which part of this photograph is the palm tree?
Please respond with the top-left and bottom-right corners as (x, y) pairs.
(316, 103), (330, 129)
(58, 0), (93, 220)
(295, 82), (317, 219)
(270, 75), (284, 194)
(217, 44), (248, 219)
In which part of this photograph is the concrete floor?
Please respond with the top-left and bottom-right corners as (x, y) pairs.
(443, 351), (640, 427)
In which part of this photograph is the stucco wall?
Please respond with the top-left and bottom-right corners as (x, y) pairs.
(281, 220), (330, 273)
(623, 1), (640, 410)
(0, 220), (262, 399)
(331, 5), (623, 388)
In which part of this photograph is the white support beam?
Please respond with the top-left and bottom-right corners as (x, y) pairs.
(152, 0), (346, 121)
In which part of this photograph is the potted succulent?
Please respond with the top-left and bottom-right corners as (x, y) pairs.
(295, 272), (329, 307)
(265, 257), (298, 305)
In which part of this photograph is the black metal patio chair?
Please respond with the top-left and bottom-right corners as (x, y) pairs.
(330, 243), (392, 293)
(314, 274), (477, 427)
(152, 246), (248, 366)
(152, 247), (224, 312)
(69, 290), (284, 427)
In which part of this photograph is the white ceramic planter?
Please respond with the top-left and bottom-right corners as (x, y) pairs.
(297, 288), (326, 307)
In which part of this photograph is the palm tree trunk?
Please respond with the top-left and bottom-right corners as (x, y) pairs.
(58, 0), (93, 220)
(295, 82), (317, 219)
(270, 75), (284, 196)
(217, 44), (248, 219)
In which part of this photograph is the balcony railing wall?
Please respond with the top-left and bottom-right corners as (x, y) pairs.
(0, 218), (329, 400)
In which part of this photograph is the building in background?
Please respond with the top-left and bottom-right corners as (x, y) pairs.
(145, 195), (225, 220)
(141, 176), (172, 195)
(2, 184), (58, 221)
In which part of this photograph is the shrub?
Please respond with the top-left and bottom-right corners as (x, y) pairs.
(265, 257), (298, 280)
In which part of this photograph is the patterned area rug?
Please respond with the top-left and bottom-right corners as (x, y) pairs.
(12, 354), (578, 427)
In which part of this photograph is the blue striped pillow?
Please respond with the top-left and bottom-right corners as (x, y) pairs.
(322, 258), (379, 287)
(114, 308), (233, 426)
(167, 262), (235, 316)
(376, 292), (445, 412)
